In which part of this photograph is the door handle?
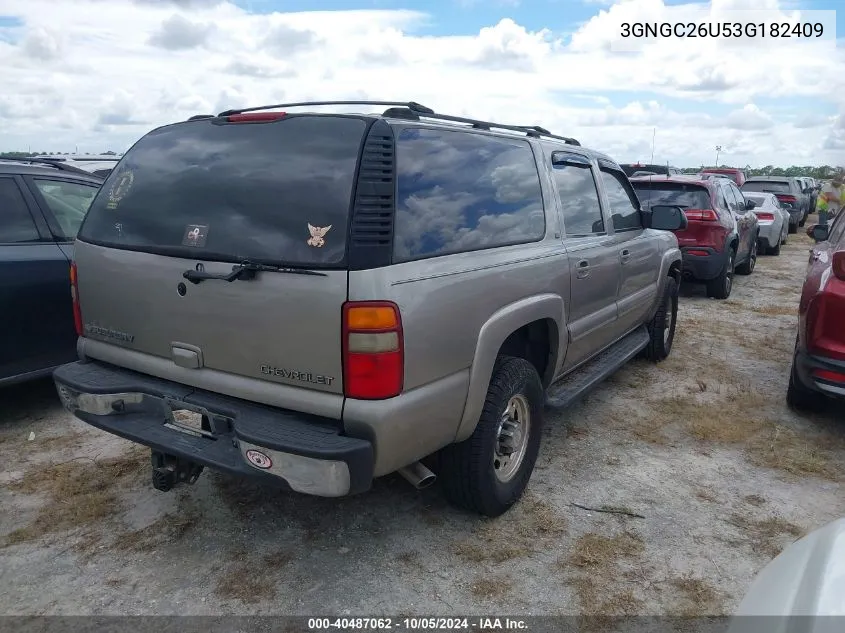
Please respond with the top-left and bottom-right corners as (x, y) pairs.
(620, 249), (631, 263)
(576, 259), (590, 278)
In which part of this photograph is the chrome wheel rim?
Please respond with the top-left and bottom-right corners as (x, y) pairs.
(494, 395), (531, 483)
(663, 293), (674, 345)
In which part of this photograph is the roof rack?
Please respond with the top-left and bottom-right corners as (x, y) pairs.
(215, 100), (580, 146)
(0, 157), (100, 177)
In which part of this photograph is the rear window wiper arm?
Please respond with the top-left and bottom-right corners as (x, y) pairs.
(183, 260), (327, 284)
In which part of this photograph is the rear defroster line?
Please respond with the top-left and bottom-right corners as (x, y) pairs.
(182, 260), (327, 284)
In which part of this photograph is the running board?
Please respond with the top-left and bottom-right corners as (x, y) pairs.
(545, 326), (650, 410)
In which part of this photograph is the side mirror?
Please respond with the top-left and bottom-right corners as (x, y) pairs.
(809, 224), (829, 242)
(648, 205), (687, 231)
(745, 199), (756, 210)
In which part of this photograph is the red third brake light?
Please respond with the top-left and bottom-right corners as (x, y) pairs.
(755, 212), (775, 221)
(776, 195), (797, 204)
(225, 112), (286, 123)
(342, 301), (404, 400)
(70, 262), (83, 336)
(683, 209), (719, 222)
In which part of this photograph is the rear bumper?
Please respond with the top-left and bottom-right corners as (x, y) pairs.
(756, 222), (778, 248)
(794, 349), (845, 400)
(53, 361), (374, 497)
(680, 246), (727, 281)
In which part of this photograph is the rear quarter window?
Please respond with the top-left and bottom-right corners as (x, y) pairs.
(631, 182), (712, 210)
(393, 127), (545, 262)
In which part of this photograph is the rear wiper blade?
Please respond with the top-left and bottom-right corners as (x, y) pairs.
(183, 260), (328, 284)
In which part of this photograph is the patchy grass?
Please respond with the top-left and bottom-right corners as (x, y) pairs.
(214, 560), (277, 604)
(3, 447), (147, 546)
(669, 573), (725, 615)
(727, 513), (804, 558)
(114, 510), (200, 553)
(571, 576), (644, 617)
(750, 305), (798, 317)
(695, 488), (719, 503)
(452, 494), (565, 565)
(744, 494), (767, 507)
(568, 531), (644, 569)
(470, 574), (513, 600)
(746, 426), (842, 481)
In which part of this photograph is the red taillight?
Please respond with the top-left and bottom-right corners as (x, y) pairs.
(683, 209), (719, 222)
(812, 369), (845, 384)
(755, 212), (775, 221)
(342, 301), (403, 400)
(686, 249), (711, 256)
(70, 262), (83, 336)
(833, 252), (845, 281)
(225, 112), (286, 123)
(776, 195), (797, 204)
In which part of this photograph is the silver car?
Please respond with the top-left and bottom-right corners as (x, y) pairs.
(742, 191), (789, 255)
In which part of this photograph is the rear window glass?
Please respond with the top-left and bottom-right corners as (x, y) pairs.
(393, 127), (544, 261)
(79, 115), (367, 266)
(742, 181), (790, 194)
(631, 182), (712, 210)
(704, 171), (740, 184)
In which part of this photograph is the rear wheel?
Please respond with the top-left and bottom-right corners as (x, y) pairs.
(439, 356), (545, 517)
(768, 241), (781, 256)
(736, 238), (757, 275)
(706, 248), (734, 299)
(644, 276), (678, 362)
(788, 223), (798, 234)
(787, 357), (825, 413)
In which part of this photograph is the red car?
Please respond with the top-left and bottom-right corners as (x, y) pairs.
(700, 167), (747, 187)
(788, 216), (845, 411)
(630, 175), (759, 299)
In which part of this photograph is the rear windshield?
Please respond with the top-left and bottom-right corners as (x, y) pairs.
(742, 180), (790, 194)
(631, 182), (712, 210)
(622, 164), (668, 177)
(78, 115), (367, 266)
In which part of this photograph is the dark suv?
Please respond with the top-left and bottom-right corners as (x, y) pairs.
(52, 100), (685, 516)
(0, 159), (103, 385)
(629, 174), (759, 299)
(742, 176), (813, 232)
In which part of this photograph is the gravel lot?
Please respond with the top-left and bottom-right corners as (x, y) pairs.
(2, 221), (844, 616)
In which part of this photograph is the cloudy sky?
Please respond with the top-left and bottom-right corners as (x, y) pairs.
(1, 0), (843, 168)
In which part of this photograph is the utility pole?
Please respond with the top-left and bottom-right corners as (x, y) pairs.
(715, 145), (722, 167)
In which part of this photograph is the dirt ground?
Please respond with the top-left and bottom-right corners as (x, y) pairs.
(2, 219), (844, 616)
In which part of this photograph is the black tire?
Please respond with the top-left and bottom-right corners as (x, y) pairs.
(768, 241), (781, 256)
(439, 356), (545, 517)
(788, 223), (798, 234)
(799, 216), (806, 227)
(736, 237), (757, 275)
(706, 248), (735, 299)
(644, 276), (678, 362)
(787, 358), (825, 414)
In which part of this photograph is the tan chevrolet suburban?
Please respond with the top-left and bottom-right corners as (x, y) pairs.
(53, 101), (685, 516)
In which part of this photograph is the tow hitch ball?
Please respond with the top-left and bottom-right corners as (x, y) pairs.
(151, 451), (204, 492)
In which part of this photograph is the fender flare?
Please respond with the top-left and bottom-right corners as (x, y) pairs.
(454, 294), (565, 443)
(645, 247), (682, 321)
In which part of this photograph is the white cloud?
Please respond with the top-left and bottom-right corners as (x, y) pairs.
(0, 0), (841, 167)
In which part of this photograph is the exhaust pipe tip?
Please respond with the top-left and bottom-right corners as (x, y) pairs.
(398, 461), (437, 490)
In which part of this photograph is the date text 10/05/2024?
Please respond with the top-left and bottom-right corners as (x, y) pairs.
(620, 21), (824, 38)
(307, 617), (529, 631)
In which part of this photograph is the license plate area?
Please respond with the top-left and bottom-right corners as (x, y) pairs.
(162, 400), (216, 439)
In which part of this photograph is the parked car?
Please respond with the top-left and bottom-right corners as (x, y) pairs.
(36, 155), (119, 178)
(620, 163), (683, 177)
(787, 213), (845, 412)
(742, 176), (813, 232)
(732, 517), (845, 617)
(630, 174), (759, 299)
(700, 167), (747, 186)
(52, 101), (686, 517)
(740, 191), (789, 255)
(631, 170), (658, 177)
(0, 158), (103, 386)
(798, 176), (819, 211)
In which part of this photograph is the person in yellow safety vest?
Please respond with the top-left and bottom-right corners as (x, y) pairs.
(817, 174), (845, 224)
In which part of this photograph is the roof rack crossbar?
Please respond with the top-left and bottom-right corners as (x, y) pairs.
(0, 157), (95, 177)
(215, 99), (581, 145)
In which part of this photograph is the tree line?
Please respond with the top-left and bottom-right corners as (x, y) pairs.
(681, 165), (841, 179)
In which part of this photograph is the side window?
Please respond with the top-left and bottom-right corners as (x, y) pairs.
(721, 183), (741, 213)
(714, 186), (730, 212)
(600, 168), (643, 231)
(551, 154), (604, 236)
(393, 128), (545, 261)
(32, 179), (98, 240)
(828, 212), (845, 245)
(0, 178), (40, 244)
(730, 184), (748, 211)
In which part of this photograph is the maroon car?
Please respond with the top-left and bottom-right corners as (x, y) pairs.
(630, 175), (759, 299)
(701, 167), (747, 187)
(788, 216), (845, 411)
